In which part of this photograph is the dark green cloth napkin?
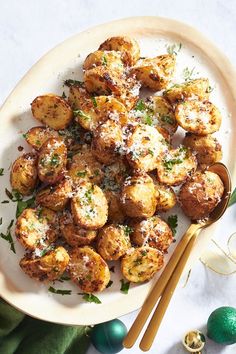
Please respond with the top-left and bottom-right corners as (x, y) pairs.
(0, 299), (90, 354)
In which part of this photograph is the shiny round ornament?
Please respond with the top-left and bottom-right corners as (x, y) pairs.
(182, 330), (205, 352)
(91, 319), (127, 354)
(207, 306), (236, 345)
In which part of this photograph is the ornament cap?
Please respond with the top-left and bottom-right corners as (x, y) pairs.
(182, 330), (205, 352)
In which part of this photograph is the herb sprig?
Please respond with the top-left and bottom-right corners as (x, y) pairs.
(0, 219), (16, 253)
(120, 279), (130, 294)
(78, 293), (101, 304)
(48, 286), (72, 295)
(167, 215), (178, 235)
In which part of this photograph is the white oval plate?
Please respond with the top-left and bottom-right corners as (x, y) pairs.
(0, 17), (236, 325)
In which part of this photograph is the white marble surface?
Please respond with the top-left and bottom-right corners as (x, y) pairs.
(0, 1), (236, 353)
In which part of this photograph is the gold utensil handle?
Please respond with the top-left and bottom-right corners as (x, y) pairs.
(123, 223), (200, 349)
(139, 234), (197, 351)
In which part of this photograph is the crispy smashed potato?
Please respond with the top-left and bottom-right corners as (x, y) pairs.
(99, 36), (140, 66)
(175, 100), (222, 135)
(24, 126), (59, 150)
(131, 216), (173, 253)
(10, 153), (38, 196)
(121, 173), (157, 218)
(83, 50), (124, 73)
(71, 182), (108, 229)
(121, 246), (164, 282)
(31, 94), (73, 130)
(20, 246), (69, 282)
(164, 78), (210, 104)
(152, 96), (178, 135)
(157, 147), (197, 185)
(69, 246), (110, 292)
(15, 208), (58, 251)
(179, 171), (224, 220)
(131, 54), (176, 90)
(37, 137), (67, 184)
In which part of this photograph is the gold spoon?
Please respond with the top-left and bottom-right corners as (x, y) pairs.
(123, 162), (231, 350)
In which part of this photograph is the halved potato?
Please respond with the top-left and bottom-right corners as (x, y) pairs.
(152, 96), (178, 135)
(97, 224), (131, 261)
(121, 246), (164, 282)
(37, 137), (67, 184)
(83, 50), (124, 73)
(10, 153), (38, 196)
(175, 100), (222, 135)
(131, 216), (173, 253)
(15, 208), (58, 251)
(71, 182), (108, 229)
(104, 190), (126, 224)
(60, 211), (97, 247)
(183, 133), (223, 168)
(126, 124), (168, 172)
(35, 178), (72, 211)
(68, 246), (110, 292)
(20, 246), (69, 282)
(24, 126), (59, 150)
(163, 78), (210, 104)
(31, 94), (73, 130)
(157, 146), (197, 186)
(131, 54), (176, 91)
(99, 36), (140, 66)
(121, 173), (157, 218)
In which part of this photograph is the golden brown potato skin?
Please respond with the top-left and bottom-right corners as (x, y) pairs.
(131, 54), (176, 91)
(155, 182), (177, 212)
(183, 133), (222, 168)
(121, 173), (157, 218)
(83, 50), (124, 73)
(121, 246), (164, 283)
(71, 182), (108, 230)
(37, 137), (67, 185)
(104, 190), (126, 224)
(99, 36), (140, 66)
(175, 100), (222, 135)
(163, 78), (210, 104)
(179, 171), (224, 220)
(15, 208), (58, 251)
(97, 224), (131, 261)
(10, 153), (38, 196)
(24, 126), (59, 150)
(152, 96), (178, 135)
(68, 246), (110, 292)
(31, 94), (73, 130)
(60, 212), (97, 247)
(35, 178), (72, 211)
(20, 246), (69, 282)
(131, 216), (173, 253)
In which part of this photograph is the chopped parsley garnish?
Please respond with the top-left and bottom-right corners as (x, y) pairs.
(134, 99), (146, 111)
(101, 55), (108, 66)
(64, 79), (83, 87)
(78, 293), (101, 304)
(5, 188), (22, 202)
(206, 85), (214, 93)
(37, 245), (54, 257)
(84, 187), (93, 203)
(50, 154), (60, 166)
(133, 257), (143, 266)
(73, 109), (91, 121)
(22, 133), (28, 139)
(59, 275), (71, 281)
(0, 219), (16, 253)
(160, 115), (174, 125)
(61, 91), (67, 99)
(91, 96), (97, 108)
(167, 215), (178, 235)
(106, 280), (113, 288)
(163, 157), (183, 171)
(120, 279), (130, 294)
(123, 225), (133, 236)
(144, 115), (153, 126)
(94, 169), (100, 176)
(148, 148), (154, 157)
(1, 200), (9, 204)
(109, 266), (115, 273)
(229, 187), (236, 207)
(16, 196), (35, 218)
(0, 168), (4, 176)
(183, 67), (195, 81)
(48, 286), (71, 295)
(0, 218), (2, 225)
(166, 43), (182, 55)
(76, 171), (87, 177)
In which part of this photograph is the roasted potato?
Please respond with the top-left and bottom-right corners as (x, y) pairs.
(97, 224), (131, 261)
(163, 78), (210, 104)
(71, 182), (108, 229)
(131, 54), (176, 91)
(83, 50), (124, 73)
(10, 153), (38, 196)
(179, 170), (224, 220)
(84, 66), (125, 96)
(68, 246), (110, 292)
(37, 137), (67, 184)
(91, 120), (124, 165)
(131, 216), (173, 253)
(116, 77), (140, 111)
(121, 246), (164, 283)
(24, 126), (59, 150)
(157, 146), (197, 186)
(20, 246), (69, 282)
(175, 100), (222, 135)
(104, 190), (126, 224)
(99, 36), (140, 66)
(68, 146), (104, 186)
(15, 208), (58, 251)
(155, 182), (177, 212)
(101, 160), (129, 191)
(152, 96), (178, 135)
(31, 94), (73, 130)
(121, 173), (157, 218)
(60, 211), (97, 247)
(126, 124), (168, 172)
(35, 178), (72, 211)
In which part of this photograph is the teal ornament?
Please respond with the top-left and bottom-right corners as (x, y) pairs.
(207, 306), (236, 345)
(91, 319), (127, 354)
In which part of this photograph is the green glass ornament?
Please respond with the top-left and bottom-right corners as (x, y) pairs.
(207, 306), (236, 345)
(91, 319), (127, 354)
